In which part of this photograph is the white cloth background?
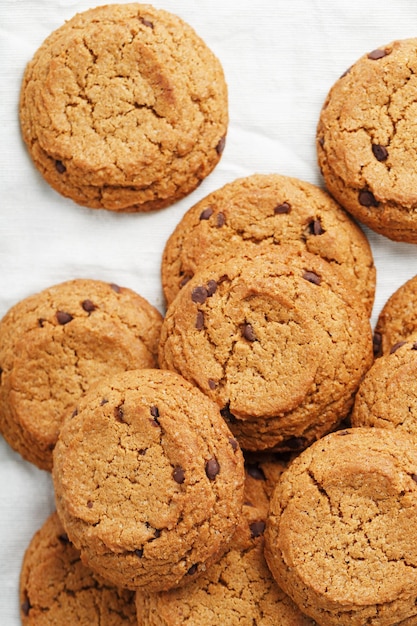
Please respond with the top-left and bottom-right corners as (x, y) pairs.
(1, 0), (417, 621)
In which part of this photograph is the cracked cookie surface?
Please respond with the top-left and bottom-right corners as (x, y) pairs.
(158, 245), (374, 452)
(19, 3), (228, 212)
(0, 278), (162, 470)
(317, 38), (417, 242)
(20, 511), (137, 625)
(135, 455), (316, 625)
(265, 428), (417, 625)
(52, 368), (245, 592)
(161, 173), (375, 314)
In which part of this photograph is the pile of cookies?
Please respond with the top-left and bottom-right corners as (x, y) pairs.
(4, 2), (417, 625)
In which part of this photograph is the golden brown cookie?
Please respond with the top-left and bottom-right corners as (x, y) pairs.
(19, 3), (228, 212)
(373, 274), (417, 357)
(135, 457), (316, 626)
(161, 173), (376, 314)
(351, 336), (417, 440)
(20, 511), (137, 625)
(52, 368), (245, 592)
(158, 244), (374, 452)
(264, 428), (417, 626)
(0, 278), (162, 471)
(317, 38), (417, 243)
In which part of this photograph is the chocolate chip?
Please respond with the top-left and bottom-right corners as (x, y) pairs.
(412, 343), (417, 351)
(179, 274), (192, 288)
(206, 279), (217, 297)
(302, 270), (321, 285)
(205, 458), (220, 480)
(135, 548), (144, 558)
(150, 405), (160, 425)
(187, 563), (198, 575)
(173, 466), (185, 484)
(100, 398), (109, 406)
(274, 202), (291, 215)
(21, 595), (31, 616)
(216, 212), (225, 227)
(37, 318), (45, 327)
(191, 285), (208, 304)
(250, 520), (266, 538)
(82, 299), (96, 313)
(140, 17), (154, 28)
(242, 323), (257, 342)
(199, 207), (214, 220)
(372, 144), (388, 162)
(55, 160), (66, 174)
(215, 135), (226, 155)
(195, 310), (204, 330)
(390, 341), (406, 354)
(412, 474), (417, 484)
(358, 189), (379, 207)
(152, 529), (161, 540)
(110, 283), (121, 293)
(87, 500), (93, 508)
(229, 437), (238, 451)
(220, 404), (236, 423)
(208, 378), (217, 390)
(308, 218), (324, 235)
(368, 48), (389, 60)
(115, 404), (125, 422)
(245, 463), (266, 481)
(56, 310), (73, 325)
(373, 332), (382, 357)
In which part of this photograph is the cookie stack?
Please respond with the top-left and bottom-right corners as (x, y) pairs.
(6, 2), (417, 624)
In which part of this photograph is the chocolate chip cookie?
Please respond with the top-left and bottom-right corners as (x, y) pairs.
(52, 368), (245, 592)
(19, 3), (228, 212)
(20, 511), (137, 625)
(317, 38), (417, 242)
(161, 173), (375, 314)
(0, 279), (162, 470)
(265, 428), (417, 625)
(158, 244), (374, 452)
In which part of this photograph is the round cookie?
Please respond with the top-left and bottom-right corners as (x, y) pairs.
(20, 511), (137, 625)
(373, 274), (417, 357)
(161, 173), (376, 314)
(317, 38), (417, 243)
(351, 336), (417, 440)
(0, 278), (163, 470)
(264, 428), (417, 626)
(52, 368), (245, 592)
(19, 3), (228, 212)
(158, 244), (374, 452)
(135, 458), (316, 626)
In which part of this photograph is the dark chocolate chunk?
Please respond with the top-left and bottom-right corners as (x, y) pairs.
(55, 160), (66, 174)
(140, 17), (154, 28)
(187, 563), (198, 575)
(179, 274), (192, 288)
(358, 189), (379, 207)
(216, 135), (226, 155)
(37, 318), (45, 327)
(135, 548), (144, 558)
(56, 310), (73, 325)
(216, 212), (225, 227)
(250, 520), (266, 538)
(372, 144), (388, 162)
(274, 202), (291, 214)
(87, 500), (93, 508)
(368, 48), (389, 60)
(229, 437), (238, 451)
(206, 279), (217, 297)
(205, 458), (220, 480)
(110, 283), (121, 293)
(21, 595), (31, 616)
(82, 299), (96, 313)
(308, 218), (324, 235)
(150, 405), (160, 426)
(191, 285), (208, 304)
(302, 270), (321, 285)
(195, 310), (204, 330)
(242, 322), (257, 342)
(208, 378), (217, 390)
(199, 207), (214, 220)
(390, 341), (406, 354)
(173, 466), (185, 484)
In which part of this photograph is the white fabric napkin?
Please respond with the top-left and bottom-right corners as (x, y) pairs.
(1, 0), (417, 621)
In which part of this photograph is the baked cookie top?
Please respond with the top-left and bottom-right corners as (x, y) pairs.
(351, 337), (417, 439)
(265, 428), (417, 625)
(19, 3), (228, 212)
(20, 511), (137, 625)
(374, 274), (417, 356)
(161, 173), (375, 314)
(0, 278), (162, 470)
(317, 38), (417, 243)
(135, 456), (316, 625)
(52, 368), (244, 592)
(158, 245), (374, 452)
